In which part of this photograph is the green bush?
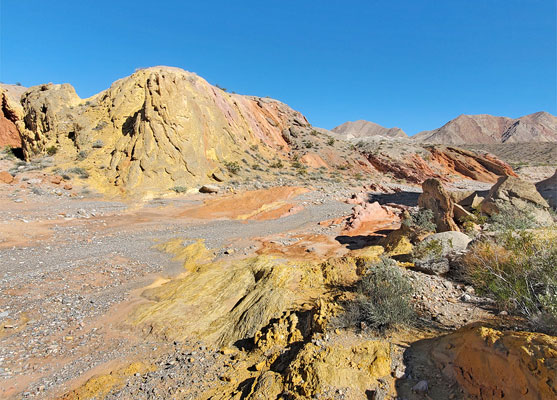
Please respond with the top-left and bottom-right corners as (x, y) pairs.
(46, 146), (58, 156)
(66, 167), (89, 179)
(463, 230), (557, 334)
(403, 208), (436, 232)
(171, 186), (188, 193)
(327, 137), (335, 146)
(339, 258), (415, 332)
(488, 202), (544, 231)
(270, 160), (284, 169)
(413, 238), (444, 261)
(224, 161), (241, 175)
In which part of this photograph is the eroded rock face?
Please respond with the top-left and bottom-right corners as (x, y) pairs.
(418, 178), (459, 232)
(18, 67), (312, 194)
(0, 87), (24, 148)
(536, 169), (557, 210)
(284, 340), (391, 398)
(431, 325), (557, 400)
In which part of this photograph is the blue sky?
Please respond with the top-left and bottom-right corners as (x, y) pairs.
(1, 1), (555, 134)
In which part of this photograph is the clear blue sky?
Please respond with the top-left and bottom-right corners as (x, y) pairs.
(1, 1), (555, 134)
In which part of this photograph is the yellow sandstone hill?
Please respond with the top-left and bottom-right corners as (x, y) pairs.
(18, 67), (313, 195)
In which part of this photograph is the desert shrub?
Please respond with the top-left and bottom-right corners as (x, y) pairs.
(171, 186), (187, 193)
(310, 130), (318, 136)
(403, 208), (436, 232)
(327, 137), (335, 146)
(488, 202), (544, 231)
(303, 141), (313, 149)
(224, 161), (240, 175)
(463, 230), (557, 334)
(270, 160), (284, 169)
(77, 150), (88, 160)
(46, 146), (58, 156)
(92, 121), (108, 131)
(92, 140), (104, 148)
(413, 238), (444, 261)
(66, 167), (89, 179)
(338, 258), (415, 332)
(354, 173), (364, 181)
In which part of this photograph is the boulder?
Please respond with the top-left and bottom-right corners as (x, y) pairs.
(536, 169), (557, 210)
(481, 176), (553, 225)
(413, 231), (472, 275)
(199, 184), (219, 194)
(418, 178), (460, 232)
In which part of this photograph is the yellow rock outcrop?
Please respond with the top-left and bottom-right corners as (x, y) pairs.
(285, 339), (392, 399)
(431, 324), (557, 400)
(18, 67), (311, 196)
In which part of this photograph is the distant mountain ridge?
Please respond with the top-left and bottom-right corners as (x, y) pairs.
(413, 112), (557, 144)
(331, 120), (407, 139)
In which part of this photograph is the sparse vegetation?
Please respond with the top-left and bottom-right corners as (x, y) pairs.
(463, 230), (557, 334)
(402, 208), (436, 232)
(327, 137), (335, 146)
(270, 160), (284, 169)
(66, 167), (89, 179)
(171, 186), (188, 193)
(337, 258), (415, 332)
(92, 140), (104, 148)
(77, 150), (88, 160)
(93, 121), (108, 131)
(224, 161), (241, 175)
(488, 202), (546, 231)
(303, 140), (313, 149)
(46, 146), (58, 156)
(413, 238), (444, 260)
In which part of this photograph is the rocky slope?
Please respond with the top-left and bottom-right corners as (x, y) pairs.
(6, 66), (520, 199)
(331, 120), (407, 139)
(413, 112), (557, 144)
(0, 85), (25, 148)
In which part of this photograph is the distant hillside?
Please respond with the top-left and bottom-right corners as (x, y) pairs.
(413, 112), (557, 144)
(332, 120), (407, 139)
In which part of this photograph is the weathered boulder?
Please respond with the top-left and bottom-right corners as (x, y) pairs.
(431, 325), (557, 400)
(413, 231), (472, 275)
(481, 176), (553, 225)
(418, 178), (460, 232)
(199, 184), (219, 194)
(0, 171), (15, 184)
(536, 169), (557, 210)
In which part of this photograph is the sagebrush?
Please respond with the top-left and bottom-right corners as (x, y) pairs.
(463, 229), (557, 334)
(337, 258), (415, 332)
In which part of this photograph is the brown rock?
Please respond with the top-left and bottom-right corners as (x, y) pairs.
(63, 183), (72, 190)
(418, 178), (459, 232)
(50, 175), (63, 185)
(413, 112), (557, 144)
(0, 86), (24, 148)
(0, 171), (14, 184)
